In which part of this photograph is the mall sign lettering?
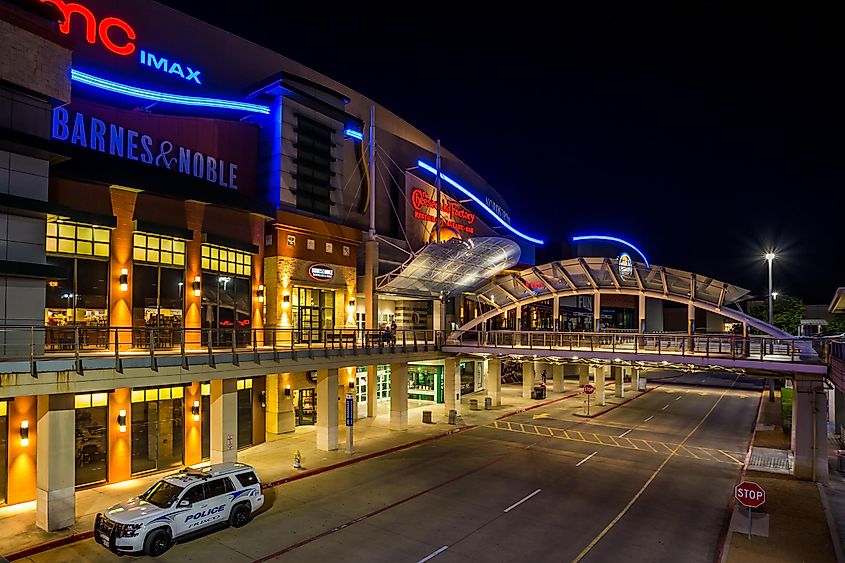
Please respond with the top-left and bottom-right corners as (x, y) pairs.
(308, 264), (334, 282)
(411, 188), (476, 235)
(52, 107), (239, 189)
(40, 0), (202, 84)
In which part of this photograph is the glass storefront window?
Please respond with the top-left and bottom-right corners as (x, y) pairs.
(133, 233), (185, 267)
(45, 256), (109, 349)
(0, 401), (7, 504)
(408, 365), (442, 403)
(46, 219), (110, 258)
(75, 393), (108, 486)
(130, 386), (184, 475)
(201, 244), (253, 348)
(237, 378), (253, 449)
(292, 287), (334, 343)
(201, 244), (251, 277)
(132, 264), (184, 348)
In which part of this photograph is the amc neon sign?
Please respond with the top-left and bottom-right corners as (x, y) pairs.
(41, 0), (136, 56)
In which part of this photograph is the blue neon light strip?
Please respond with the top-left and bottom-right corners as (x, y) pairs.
(571, 235), (649, 267)
(417, 160), (544, 245)
(70, 69), (270, 114)
(344, 128), (364, 141)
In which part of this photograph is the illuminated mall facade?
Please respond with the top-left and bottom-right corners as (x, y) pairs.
(0, 0), (545, 524)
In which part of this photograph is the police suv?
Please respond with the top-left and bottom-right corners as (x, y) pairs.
(94, 463), (264, 556)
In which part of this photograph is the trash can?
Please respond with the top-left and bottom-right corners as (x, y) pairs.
(422, 410), (432, 424)
(470, 399), (479, 411)
(637, 377), (647, 392)
(448, 409), (457, 425)
(533, 385), (546, 400)
(484, 397), (492, 410)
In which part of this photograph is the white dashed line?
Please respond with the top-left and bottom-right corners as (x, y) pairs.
(418, 546), (449, 563)
(619, 429), (633, 438)
(576, 452), (599, 467)
(661, 404), (670, 411)
(504, 489), (543, 512)
(644, 416), (654, 422)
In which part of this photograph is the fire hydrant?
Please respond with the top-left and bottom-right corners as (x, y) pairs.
(293, 449), (302, 469)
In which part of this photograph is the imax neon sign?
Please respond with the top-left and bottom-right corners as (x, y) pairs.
(41, 0), (202, 85)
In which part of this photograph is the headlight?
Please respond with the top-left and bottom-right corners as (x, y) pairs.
(116, 523), (143, 537)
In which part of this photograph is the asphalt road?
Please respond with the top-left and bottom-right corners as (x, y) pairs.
(28, 371), (762, 563)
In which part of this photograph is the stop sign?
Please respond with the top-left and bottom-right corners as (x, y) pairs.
(584, 384), (595, 395)
(735, 481), (766, 508)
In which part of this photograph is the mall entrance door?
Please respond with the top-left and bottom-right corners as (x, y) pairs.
(294, 288), (334, 343)
(295, 388), (316, 426)
(130, 388), (185, 475)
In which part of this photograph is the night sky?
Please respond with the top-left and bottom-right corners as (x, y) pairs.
(159, 2), (843, 303)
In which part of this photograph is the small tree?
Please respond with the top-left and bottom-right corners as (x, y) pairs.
(749, 295), (805, 335)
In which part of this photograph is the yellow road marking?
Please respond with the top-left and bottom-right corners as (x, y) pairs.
(718, 450), (745, 465)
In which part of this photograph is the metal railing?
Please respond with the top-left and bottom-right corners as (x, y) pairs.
(449, 330), (820, 364)
(0, 326), (446, 376)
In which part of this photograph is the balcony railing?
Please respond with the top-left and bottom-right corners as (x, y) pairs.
(448, 330), (821, 364)
(0, 326), (446, 376)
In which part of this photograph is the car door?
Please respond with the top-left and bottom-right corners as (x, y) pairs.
(178, 483), (210, 535)
(202, 477), (236, 525)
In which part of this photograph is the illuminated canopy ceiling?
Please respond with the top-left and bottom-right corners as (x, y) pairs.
(377, 237), (521, 299)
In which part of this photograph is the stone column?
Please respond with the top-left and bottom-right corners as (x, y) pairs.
(612, 365), (624, 398)
(266, 373), (296, 440)
(593, 293), (601, 332)
(316, 368), (339, 451)
(36, 393), (75, 532)
(793, 376), (828, 482)
(552, 297), (560, 331)
(366, 364), (378, 418)
(487, 358), (502, 406)
(592, 366), (606, 406)
(522, 362), (535, 399)
(210, 379), (238, 464)
(638, 294), (647, 334)
(554, 364), (568, 392)
(631, 368), (641, 392)
(579, 364), (590, 387)
(390, 363), (408, 430)
(445, 357), (461, 415)
(515, 304), (522, 331)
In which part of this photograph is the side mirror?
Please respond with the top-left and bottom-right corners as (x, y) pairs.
(177, 499), (191, 508)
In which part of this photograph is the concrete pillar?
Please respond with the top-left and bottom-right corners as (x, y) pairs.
(631, 368), (641, 392)
(211, 379), (238, 464)
(578, 364), (589, 387)
(687, 302), (696, 335)
(390, 363), (408, 430)
(522, 362), (535, 399)
(316, 368), (339, 451)
(638, 294), (646, 333)
(593, 293), (601, 332)
(592, 366), (606, 406)
(515, 304), (522, 331)
(36, 393), (75, 532)
(554, 364), (568, 392)
(364, 240), (379, 330)
(552, 297), (560, 331)
(612, 365), (624, 398)
(266, 374), (295, 440)
(487, 358), (502, 406)
(445, 357), (461, 415)
(433, 300), (443, 331)
(366, 364), (378, 418)
(835, 390), (845, 438)
(793, 376), (828, 482)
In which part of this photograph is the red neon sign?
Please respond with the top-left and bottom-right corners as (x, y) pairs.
(41, 0), (136, 56)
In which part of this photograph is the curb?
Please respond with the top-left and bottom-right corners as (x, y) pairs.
(715, 388), (765, 563)
(5, 424), (478, 561)
(818, 482), (845, 563)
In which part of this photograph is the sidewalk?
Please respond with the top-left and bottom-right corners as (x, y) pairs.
(1, 380), (639, 559)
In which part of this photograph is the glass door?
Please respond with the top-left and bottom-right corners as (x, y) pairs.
(131, 387), (184, 475)
(296, 388), (316, 426)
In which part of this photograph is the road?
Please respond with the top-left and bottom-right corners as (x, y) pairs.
(28, 372), (762, 562)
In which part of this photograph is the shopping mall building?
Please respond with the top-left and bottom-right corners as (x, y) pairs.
(0, 0), (547, 527)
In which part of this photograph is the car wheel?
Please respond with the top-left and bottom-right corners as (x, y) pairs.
(229, 503), (251, 528)
(143, 528), (172, 557)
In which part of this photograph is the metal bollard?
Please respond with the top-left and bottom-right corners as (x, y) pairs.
(484, 397), (492, 410)
(422, 410), (432, 424)
(448, 409), (457, 425)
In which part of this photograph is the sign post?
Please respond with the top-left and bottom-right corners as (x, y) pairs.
(345, 394), (354, 454)
(584, 384), (595, 416)
(735, 481), (766, 539)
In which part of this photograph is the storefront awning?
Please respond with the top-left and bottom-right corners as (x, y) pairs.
(376, 237), (521, 299)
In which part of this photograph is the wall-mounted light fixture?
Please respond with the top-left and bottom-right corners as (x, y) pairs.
(117, 409), (127, 433)
(20, 420), (29, 447)
(259, 390), (266, 408)
(282, 294), (291, 308)
(348, 380), (355, 389)
(348, 299), (355, 308)
(191, 400), (200, 421)
(284, 385), (291, 397)
(119, 268), (129, 292)
(192, 276), (201, 297)
(257, 285), (265, 303)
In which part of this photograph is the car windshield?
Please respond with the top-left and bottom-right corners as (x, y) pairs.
(139, 480), (185, 509)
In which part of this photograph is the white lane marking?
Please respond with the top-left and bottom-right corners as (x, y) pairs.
(504, 489), (543, 513)
(417, 545), (449, 563)
(576, 452), (599, 467)
(644, 416), (654, 422)
(675, 396), (682, 401)
(619, 429), (633, 438)
(661, 404), (670, 411)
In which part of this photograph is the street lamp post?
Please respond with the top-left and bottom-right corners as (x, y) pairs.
(764, 252), (776, 401)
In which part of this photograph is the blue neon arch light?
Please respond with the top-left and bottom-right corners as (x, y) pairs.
(416, 160), (544, 245)
(572, 235), (649, 267)
(70, 69), (271, 114)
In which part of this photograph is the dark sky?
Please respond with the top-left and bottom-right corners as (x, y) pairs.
(160, 1), (843, 303)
